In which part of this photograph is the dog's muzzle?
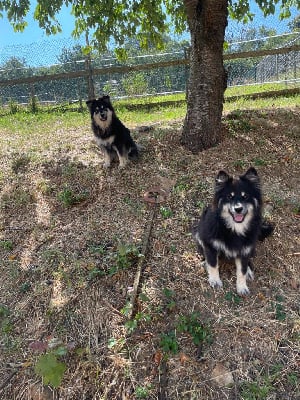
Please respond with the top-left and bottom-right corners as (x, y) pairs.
(230, 204), (247, 223)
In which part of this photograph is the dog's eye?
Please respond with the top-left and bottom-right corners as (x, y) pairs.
(227, 193), (235, 200)
(241, 192), (248, 199)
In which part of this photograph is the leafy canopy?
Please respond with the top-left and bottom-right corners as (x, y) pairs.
(0, 1), (299, 55)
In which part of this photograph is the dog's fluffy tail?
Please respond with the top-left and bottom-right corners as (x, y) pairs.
(128, 145), (139, 160)
(258, 220), (274, 241)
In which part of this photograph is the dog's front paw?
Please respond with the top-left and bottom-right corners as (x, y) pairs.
(208, 276), (223, 289)
(207, 265), (223, 289)
(236, 282), (250, 296)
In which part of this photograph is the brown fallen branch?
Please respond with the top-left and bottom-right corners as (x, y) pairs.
(127, 206), (156, 320)
(127, 187), (169, 320)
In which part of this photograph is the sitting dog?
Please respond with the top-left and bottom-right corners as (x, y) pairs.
(192, 167), (274, 295)
(86, 95), (139, 168)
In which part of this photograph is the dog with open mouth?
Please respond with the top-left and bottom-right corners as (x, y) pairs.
(86, 95), (139, 168)
(192, 167), (274, 295)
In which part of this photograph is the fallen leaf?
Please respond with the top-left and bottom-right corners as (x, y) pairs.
(179, 353), (190, 364)
(29, 341), (48, 353)
(153, 350), (162, 366)
(211, 363), (234, 387)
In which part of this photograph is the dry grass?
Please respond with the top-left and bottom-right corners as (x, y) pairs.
(0, 106), (299, 399)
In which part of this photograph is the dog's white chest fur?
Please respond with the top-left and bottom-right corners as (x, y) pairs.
(94, 135), (115, 148)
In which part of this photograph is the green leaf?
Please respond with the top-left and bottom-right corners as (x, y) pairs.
(35, 353), (66, 388)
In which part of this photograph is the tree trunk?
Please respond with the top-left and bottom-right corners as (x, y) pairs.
(181, 0), (228, 153)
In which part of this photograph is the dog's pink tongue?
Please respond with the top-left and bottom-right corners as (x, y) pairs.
(234, 214), (244, 222)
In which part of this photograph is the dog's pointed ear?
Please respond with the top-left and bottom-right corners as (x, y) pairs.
(242, 167), (260, 185)
(215, 170), (230, 187)
(86, 99), (95, 111)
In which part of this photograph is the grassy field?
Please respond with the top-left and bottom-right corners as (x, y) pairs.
(0, 92), (299, 399)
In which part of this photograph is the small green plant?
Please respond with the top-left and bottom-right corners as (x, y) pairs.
(0, 305), (13, 338)
(28, 95), (39, 113)
(240, 380), (273, 400)
(253, 158), (267, 166)
(177, 312), (212, 346)
(109, 243), (141, 276)
(173, 177), (191, 193)
(88, 243), (140, 280)
(11, 154), (31, 173)
(135, 384), (153, 399)
(233, 159), (246, 168)
(163, 287), (176, 311)
(35, 351), (67, 388)
(121, 297), (151, 334)
(274, 295), (286, 321)
(159, 330), (179, 355)
(226, 111), (252, 135)
(292, 203), (300, 216)
(8, 99), (19, 114)
(159, 206), (173, 219)
(224, 291), (242, 305)
(0, 240), (13, 250)
(57, 186), (88, 207)
(20, 282), (31, 293)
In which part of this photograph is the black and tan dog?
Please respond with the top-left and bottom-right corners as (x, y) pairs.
(192, 168), (273, 295)
(86, 95), (139, 168)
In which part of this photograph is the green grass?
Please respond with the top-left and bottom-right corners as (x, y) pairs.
(0, 89), (299, 144)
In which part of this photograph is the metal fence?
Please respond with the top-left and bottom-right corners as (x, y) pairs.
(0, 32), (299, 106)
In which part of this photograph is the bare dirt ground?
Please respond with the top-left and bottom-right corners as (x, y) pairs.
(0, 106), (299, 399)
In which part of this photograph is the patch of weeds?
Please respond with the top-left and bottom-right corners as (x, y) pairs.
(292, 202), (300, 217)
(87, 244), (107, 256)
(0, 240), (13, 251)
(177, 312), (212, 346)
(135, 384), (154, 399)
(163, 287), (176, 312)
(40, 248), (65, 267)
(57, 186), (89, 207)
(240, 380), (273, 400)
(11, 154), (31, 173)
(88, 243), (141, 280)
(107, 337), (126, 351)
(124, 311), (152, 334)
(253, 158), (267, 166)
(287, 372), (299, 387)
(159, 330), (179, 355)
(195, 200), (206, 210)
(233, 159), (246, 169)
(195, 181), (210, 193)
(1, 188), (33, 208)
(273, 295), (286, 321)
(35, 352), (66, 388)
(0, 305), (14, 348)
(270, 195), (284, 208)
(36, 179), (53, 195)
(110, 243), (141, 276)
(169, 244), (177, 253)
(173, 177), (191, 193)
(159, 206), (173, 219)
(20, 282), (32, 293)
(224, 291), (242, 305)
(33, 341), (70, 388)
(226, 111), (253, 135)
(8, 99), (19, 114)
(28, 95), (39, 113)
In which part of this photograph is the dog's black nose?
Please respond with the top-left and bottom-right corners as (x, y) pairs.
(234, 205), (243, 213)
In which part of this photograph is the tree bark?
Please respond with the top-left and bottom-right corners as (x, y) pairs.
(181, 0), (228, 153)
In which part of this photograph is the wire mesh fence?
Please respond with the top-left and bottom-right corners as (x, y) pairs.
(0, 14), (299, 106)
